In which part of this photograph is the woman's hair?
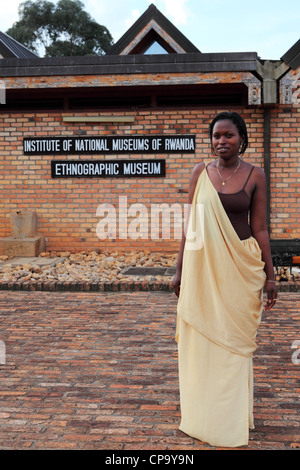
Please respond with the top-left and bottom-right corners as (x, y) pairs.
(209, 112), (248, 155)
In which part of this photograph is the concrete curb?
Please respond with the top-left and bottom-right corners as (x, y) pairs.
(0, 279), (175, 292)
(0, 279), (297, 292)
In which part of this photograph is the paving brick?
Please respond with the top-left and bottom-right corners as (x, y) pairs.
(0, 290), (299, 451)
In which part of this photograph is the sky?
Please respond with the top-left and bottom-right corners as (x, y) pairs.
(0, 0), (299, 60)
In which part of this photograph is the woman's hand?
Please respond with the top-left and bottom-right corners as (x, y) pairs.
(264, 281), (277, 311)
(172, 271), (181, 298)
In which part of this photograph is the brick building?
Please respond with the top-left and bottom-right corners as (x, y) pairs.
(0, 4), (299, 255)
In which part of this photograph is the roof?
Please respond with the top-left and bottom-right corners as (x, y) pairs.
(0, 51), (258, 77)
(0, 31), (38, 59)
(281, 38), (300, 70)
(108, 3), (200, 55)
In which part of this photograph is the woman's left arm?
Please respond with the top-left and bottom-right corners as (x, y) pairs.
(250, 167), (277, 310)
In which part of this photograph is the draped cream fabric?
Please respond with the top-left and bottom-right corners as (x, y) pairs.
(176, 168), (266, 447)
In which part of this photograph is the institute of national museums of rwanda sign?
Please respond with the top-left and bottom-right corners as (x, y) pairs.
(23, 135), (196, 155)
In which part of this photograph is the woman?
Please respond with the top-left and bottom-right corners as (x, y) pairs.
(173, 111), (277, 447)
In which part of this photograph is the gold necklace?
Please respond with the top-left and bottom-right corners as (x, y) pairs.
(216, 158), (241, 186)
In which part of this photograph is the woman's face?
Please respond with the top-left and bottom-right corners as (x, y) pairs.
(211, 119), (243, 160)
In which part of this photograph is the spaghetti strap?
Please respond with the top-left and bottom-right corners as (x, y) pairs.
(243, 166), (254, 189)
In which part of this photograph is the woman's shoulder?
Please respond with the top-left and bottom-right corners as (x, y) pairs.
(242, 162), (267, 193)
(187, 162), (206, 201)
(191, 162), (206, 180)
(243, 161), (266, 179)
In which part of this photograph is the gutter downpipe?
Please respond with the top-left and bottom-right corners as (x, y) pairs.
(263, 107), (271, 233)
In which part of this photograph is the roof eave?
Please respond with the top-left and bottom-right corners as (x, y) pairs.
(281, 38), (300, 70)
(0, 51), (259, 77)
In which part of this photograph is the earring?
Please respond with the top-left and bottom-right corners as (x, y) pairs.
(238, 143), (244, 158)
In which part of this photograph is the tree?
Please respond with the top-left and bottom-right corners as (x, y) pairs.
(6, 0), (114, 57)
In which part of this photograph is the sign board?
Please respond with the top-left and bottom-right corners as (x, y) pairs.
(51, 159), (166, 178)
(24, 135), (196, 155)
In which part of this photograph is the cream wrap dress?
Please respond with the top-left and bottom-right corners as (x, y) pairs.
(176, 167), (266, 447)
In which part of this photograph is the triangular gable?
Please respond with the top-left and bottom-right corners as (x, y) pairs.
(108, 3), (200, 55)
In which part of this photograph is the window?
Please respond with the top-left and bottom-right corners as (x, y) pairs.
(144, 41), (168, 55)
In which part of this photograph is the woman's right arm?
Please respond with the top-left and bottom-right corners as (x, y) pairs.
(172, 163), (205, 297)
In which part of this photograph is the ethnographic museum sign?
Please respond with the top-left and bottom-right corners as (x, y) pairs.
(51, 159), (166, 178)
(23, 134), (195, 178)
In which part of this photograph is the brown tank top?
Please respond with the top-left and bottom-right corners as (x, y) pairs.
(218, 167), (254, 240)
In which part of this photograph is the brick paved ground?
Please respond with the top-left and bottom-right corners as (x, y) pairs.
(0, 290), (299, 451)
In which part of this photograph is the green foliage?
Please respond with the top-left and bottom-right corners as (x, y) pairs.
(6, 0), (114, 57)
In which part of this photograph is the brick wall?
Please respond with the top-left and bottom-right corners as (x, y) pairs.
(0, 105), (299, 253)
(269, 106), (300, 239)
